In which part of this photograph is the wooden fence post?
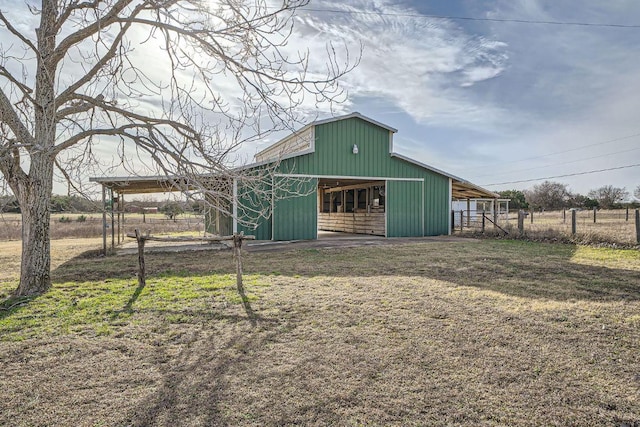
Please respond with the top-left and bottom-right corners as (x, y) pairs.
(562, 209), (566, 223)
(636, 210), (640, 244)
(518, 210), (524, 234)
(530, 209), (534, 224)
(593, 207), (597, 223)
(626, 207), (629, 221)
(233, 232), (244, 288)
(481, 210), (486, 233)
(571, 210), (577, 235)
(451, 210), (455, 232)
(134, 229), (146, 288)
(460, 210), (464, 232)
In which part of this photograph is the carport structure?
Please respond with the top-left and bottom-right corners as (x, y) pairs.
(89, 175), (201, 255)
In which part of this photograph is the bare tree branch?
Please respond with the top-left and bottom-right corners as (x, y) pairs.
(0, 11), (38, 53)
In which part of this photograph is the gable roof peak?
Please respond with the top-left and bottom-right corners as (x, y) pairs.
(312, 112), (398, 133)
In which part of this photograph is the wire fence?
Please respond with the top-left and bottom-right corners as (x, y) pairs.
(452, 208), (640, 246)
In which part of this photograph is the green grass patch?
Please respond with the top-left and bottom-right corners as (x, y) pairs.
(0, 272), (267, 341)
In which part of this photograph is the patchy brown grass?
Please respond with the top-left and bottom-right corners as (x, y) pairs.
(1, 239), (639, 426)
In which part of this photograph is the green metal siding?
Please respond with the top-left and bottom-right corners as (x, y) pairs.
(236, 177), (272, 240)
(387, 180), (423, 237)
(273, 178), (317, 240)
(423, 173), (450, 235)
(277, 117), (451, 237)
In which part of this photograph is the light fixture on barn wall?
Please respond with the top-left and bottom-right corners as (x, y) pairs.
(352, 144), (359, 154)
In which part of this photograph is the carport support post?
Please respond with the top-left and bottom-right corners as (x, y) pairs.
(101, 185), (107, 255)
(110, 188), (115, 251)
(117, 192), (121, 245)
(572, 209), (577, 235)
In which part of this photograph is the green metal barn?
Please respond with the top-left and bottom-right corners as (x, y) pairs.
(209, 113), (497, 240)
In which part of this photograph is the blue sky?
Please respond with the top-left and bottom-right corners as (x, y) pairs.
(264, 0), (640, 197)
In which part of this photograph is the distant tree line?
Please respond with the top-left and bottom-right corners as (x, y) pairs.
(0, 195), (101, 213)
(0, 194), (205, 216)
(499, 182), (640, 211)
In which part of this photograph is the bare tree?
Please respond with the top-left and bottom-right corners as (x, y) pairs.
(588, 185), (629, 209)
(524, 181), (570, 210)
(0, 0), (355, 296)
(634, 184), (640, 200)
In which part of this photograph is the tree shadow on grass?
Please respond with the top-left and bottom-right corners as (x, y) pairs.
(49, 239), (640, 307)
(0, 295), (38, 321)
(120, 318), (348, 426)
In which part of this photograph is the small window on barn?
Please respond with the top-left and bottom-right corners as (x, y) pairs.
(345, 189), (355, 212)
(356, 189), (367, 211)
(372, 186), (385, 211)
(334, 192), (343, 212)
(321, 191), (330, 213)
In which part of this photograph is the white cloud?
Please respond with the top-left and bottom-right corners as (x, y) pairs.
(292, 0), (510, 129)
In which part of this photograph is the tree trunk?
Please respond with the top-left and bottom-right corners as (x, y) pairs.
(14, 158), (54, 296)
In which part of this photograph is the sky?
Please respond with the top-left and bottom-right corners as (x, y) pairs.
(256, 0), (640, 198)
(1, 0), (640, 199)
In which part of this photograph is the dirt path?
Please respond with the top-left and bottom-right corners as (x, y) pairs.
(115, 234), (474, 255)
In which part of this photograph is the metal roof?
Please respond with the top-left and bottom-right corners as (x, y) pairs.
(89, 175), (194, 194)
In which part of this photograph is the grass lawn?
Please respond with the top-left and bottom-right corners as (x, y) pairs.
(1, 238), (639, 426)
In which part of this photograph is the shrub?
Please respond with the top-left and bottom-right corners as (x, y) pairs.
(58, 216), (72, 223)
(76, 215), (87, 222)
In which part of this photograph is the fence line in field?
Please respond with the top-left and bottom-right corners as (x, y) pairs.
(452, 208), (640, 245)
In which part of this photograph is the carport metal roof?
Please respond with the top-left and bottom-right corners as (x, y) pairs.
(89, 175), (195, 194)
(90, 173), (498, 200)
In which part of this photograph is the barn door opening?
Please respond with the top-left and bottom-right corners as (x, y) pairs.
(317, 178), (386, 237)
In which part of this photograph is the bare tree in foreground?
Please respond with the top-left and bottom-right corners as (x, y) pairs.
(0, 0), (355, 296)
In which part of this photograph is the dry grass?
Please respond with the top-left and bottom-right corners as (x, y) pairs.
(1, 238), (639, 426)
(464, 209), (639, 247)
(0, 212), (204, 240)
